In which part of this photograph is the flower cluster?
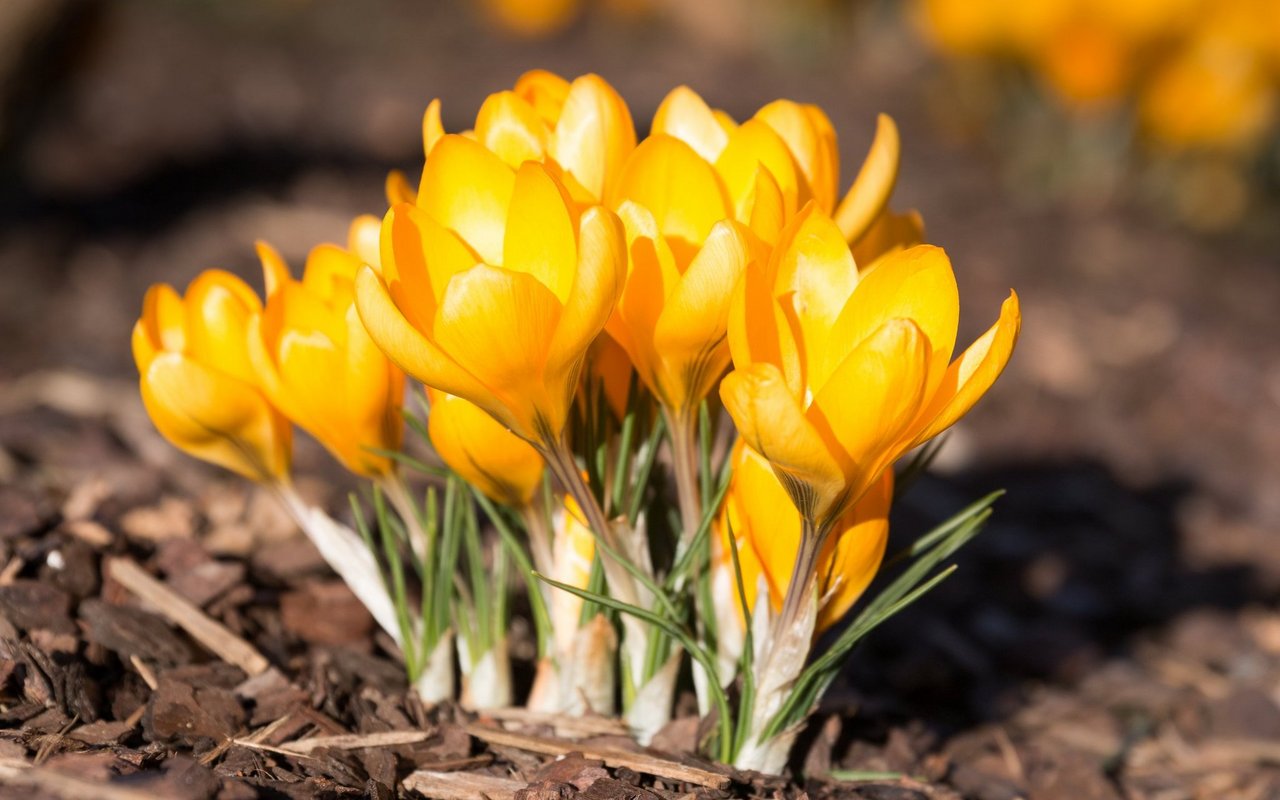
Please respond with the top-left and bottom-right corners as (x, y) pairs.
(133, 70), (1019, 773)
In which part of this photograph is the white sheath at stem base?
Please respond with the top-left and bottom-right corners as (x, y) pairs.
(414, 632), (456, 704)
(460, 638), (512, 710)
(625, 652), (681, 745)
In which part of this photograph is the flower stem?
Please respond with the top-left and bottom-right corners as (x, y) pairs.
(519, 497), (555, 580)
(773, 515), (830, 646)
(666, 408), (702, 549)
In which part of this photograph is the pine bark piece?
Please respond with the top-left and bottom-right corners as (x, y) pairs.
(106, 557), (269, 676)
(403, 769), (527, 800)
(464, 723), (731, 790)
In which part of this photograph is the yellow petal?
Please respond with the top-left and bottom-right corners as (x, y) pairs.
(809, 319), (931, 505)
(545, 206), (626, 409)
(255, 241), (292, 299)
(503, 162), (577, 303)
(184, 270), (262, 385)
(910, 290), (1021, 446)
(726, 253), (804, 398)
(475, 90), (549, 169)
(417, 134), (516, 265)
(141, 352), (290, 482)
(514, 69), (571, 126)
(354, 265), (491, 403)
(429, 390), (544, 507)
(822, 244), (958, 397)
(771, 204), (859, 389)
(720, 362), (847, 521)
(385, 170), (417, 206)
(383, 203), (481, 332)
(834, 114), (901, 245)
(611, 134), (732, 263)
(131, 320), (158, 373)
(433, 263), (563, 437)
(423, 98), (444, 157)
(850, 208), (924, 271)
(341, 303), (405, 474)
(553, 73), (636, 201)
(347, 214), (383, 272)
(608, 201), (679, 388)
(714, 118), (801, 221)
(301, 244), (362, 301)
(754, 100), (838, 212)
(139, 283), (187, 355)
(651, 85), (731, 165)
(744, 165), (785, 246)
(652, 221), (751, 410)
(816, 469), (891, 632)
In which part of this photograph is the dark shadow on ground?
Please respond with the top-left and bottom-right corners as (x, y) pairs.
(821, 460), (1263, 743)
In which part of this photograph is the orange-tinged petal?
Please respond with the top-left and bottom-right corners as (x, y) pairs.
(545, 206), (626, 405)
(503, 162), (577, 303)
(715, 118), (801, 221)
(140, 283), (187, 355)
(822, 244), (958, 396)
(910, 290), (1021, 446)
(720, 362), (847, 521)
(385, 170), (417, 206)
(354, 265), (491, 403)
(256, 241), (292, 299)
(475, 90), (549, 170)
(652, 221), (751, 409)
(608, 201), (679, 387)
(342, 303), (404, 472)
(553, 73), (636, 201)
(809, 319), (931, 505)
(383, 203), (481, 332)
(140, 353), (290, 482)
(417, 134), (516, 265)
(423, 98), (444, 157)
(816, 469), (891, 631)
(433, 264), (563, 436)
(834, 114), (901, 245)
(726, 253), (804, 398)
(652, 85), (731, 164)
(514, 69), (571, 126)
(131, 320), (158, 372)
(611, 135), (732, 263)
(301, 244), (362, 301)
(429, 390), (544, 506)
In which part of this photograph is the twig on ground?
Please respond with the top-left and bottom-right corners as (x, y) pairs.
(402, 769), (527, 800)
(107, 557), (270, 676)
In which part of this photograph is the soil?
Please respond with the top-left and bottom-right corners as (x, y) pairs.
(1, 2), (1278, 798)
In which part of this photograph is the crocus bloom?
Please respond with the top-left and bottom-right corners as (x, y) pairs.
(355, 139), (626, 447)
(479, 0), (582, 38)
(719, 442), (892, 634)
(605, 134), (755, 414)
(649, 87), (922, 254)
(132, 271), (291, 482)
(721, 205), (1021, 529)
(247, 239), (404, 478)
(426, 387), (544, 508)
(422, 70), (635, 203)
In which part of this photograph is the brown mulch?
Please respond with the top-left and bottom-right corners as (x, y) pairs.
(3, 2), (1280, 798)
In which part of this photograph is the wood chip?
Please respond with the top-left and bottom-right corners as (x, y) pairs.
(479, 707), (630, 738)
(464, 723), (731, 790)
(107, 557), (269, 676)
(128, 655), (158, 690)
(277, 730), (433, 755)
(402, 769), (527, 800)
(0, 756), (156, 800)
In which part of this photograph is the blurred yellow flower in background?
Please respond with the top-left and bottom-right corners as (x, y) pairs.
(721, 207), (1020, 527)
(132, 271), (291, 483)
(719, 442), (892, 634)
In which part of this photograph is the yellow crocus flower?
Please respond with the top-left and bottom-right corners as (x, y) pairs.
(721, 204), (1020, 531)
(355, 138), (626, 449)
(426, 387), (544, 509)
(719, 443), (892, 634)
(422, 70), (635, 203)
(650, 86), (923, 252)
(132, 270), (291, 483)
(247, 239), (405, 478)
(604, 134), (755, 415)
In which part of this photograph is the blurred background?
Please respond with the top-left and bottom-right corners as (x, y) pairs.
(0, 0), (1278, 790)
